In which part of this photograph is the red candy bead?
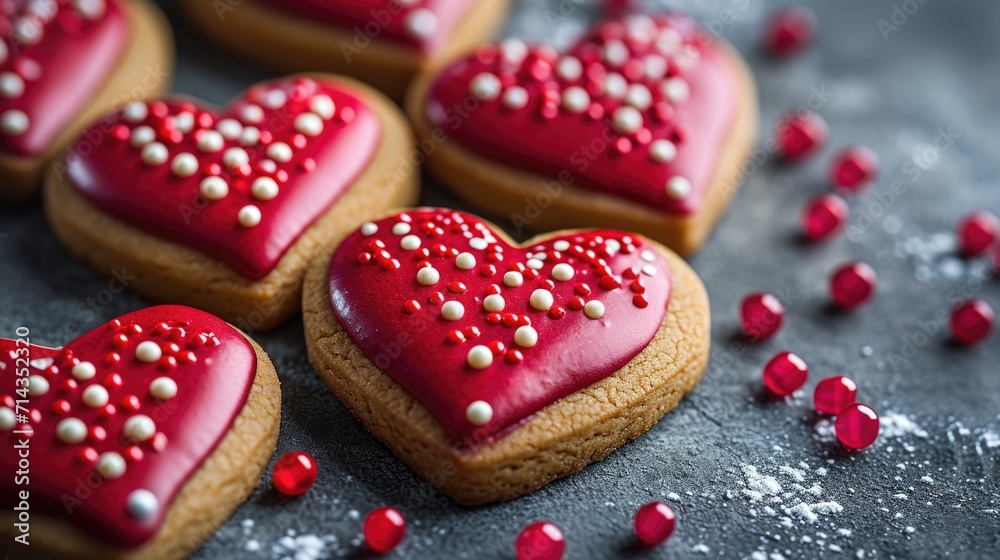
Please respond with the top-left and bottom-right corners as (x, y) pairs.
(775, 110), (828, 161)
(740, 293), (784, 340)
(516, 522), (565, 560)
(802, 193), (849, 241)
(950, 299), (994, 345)
(813, 376), (858, 415)
(830, 262), (877, 309)
(363, 507), (406, 554)
(828, 146), (878, 191)
(762, 5), (818, 57)
(956, 210), (999, 256)
(835, 403), (880, 450)
(634, 501), (677, 546)
(272, 451), (318, 497)
(762, 351), (808, 397)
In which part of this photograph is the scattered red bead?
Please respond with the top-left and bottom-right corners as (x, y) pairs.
(775, 110), (828, 161)
(835, 403), (880, 450)
(762, 5), (818, 57)
(802, 193), (849, 241)
(516, 522), (565, 560)
(956, 210), (999, 256)
(830, 262), (877, 309)
(813, 376), (858, 415)
(740, 293), (784, 340)
(363, 507), (406, 554)
(763, 351), (808, 397)
(950, 299), (994, 345)
(828, 146), (878, 191)
(272, 451), (318, 497)
(634, 501), (677, 547)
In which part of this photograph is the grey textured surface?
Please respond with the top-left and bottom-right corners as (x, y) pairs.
(2, 0), (1000, 558)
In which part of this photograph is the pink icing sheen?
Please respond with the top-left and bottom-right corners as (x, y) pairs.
(328, 209), (672, 445)
(0, 305), (256, 548)
(67, 76), (381, 280)
(0, 0), (128, 156)
(257, 0), (474, 53)
(425, 13), (739, 215)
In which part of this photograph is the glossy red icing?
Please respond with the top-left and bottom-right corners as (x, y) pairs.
(257, 0), (474, 53)
(0, 0), (128, 156)
(425, 13), (739, 215)
(0, 305), (256, 548)
(67, 76), (381, 280)
(327, 209), (672, 445)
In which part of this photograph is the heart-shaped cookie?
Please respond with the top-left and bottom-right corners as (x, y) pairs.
(407, 12), (757, 255)
(182, 0), (511, 100)
(0, 0), (173, 202)
(45, 74), (418, 332)
(0, 305), (280, 558)
(303, 209), (709, 504)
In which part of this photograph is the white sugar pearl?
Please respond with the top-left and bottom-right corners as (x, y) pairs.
(391, 222), (411, 235)
(240, 104), (264, 123)
(361, 222), (378, 236)
(294, 112), (324, 136)
(503, 271), (523, 287)
(625, 84), (653, 110)
(27, 375), (49, 397)
(72, 361), (96, 380)
(135, 340), (162, 362)
(73, 0), (106, 20)
(310, 95), (335, 119)
(605, 239), (621, 254)
(612, 106), (643, 134)
(223, 147), (249, 168)
(604, 73), (628, 100)
(530, 289), (554, 311)
(502, 86), (529, 110)
(643, 54), (668, 80)
(662, 77), (690, 103)
(551, 263), (575, 281)
(200, 176), (229, 200)
(514, 325), (538, 348)
(173, 111), (194, 133)
(238, 205), (262, 227)
(416, 267), (440, 286)
(602, 40), (630, 66)
(650, 139), (677, 163)
(216, 118), (242, 140)
(141, 142), (168, 165)
(82, 384), (109, 408)
(97, 452), (126, 479)
(455, 252), (476, 270)
(56, 418), (87, 444)
(562, 87), (590, 114)
(641, 264), (658, 277)
(267, 142), (292, 162)
(196, 129), (223, 152)
(441, 301), (465, 321)
(483, 294), (505, 312)
(556, 56), (583, 81)
(466, 346), (493, 370)
(171, 153), (199, 177)
(553, 240), (570, 252)
(251, 177), (279, 200)
(584, 300), (606, 319)
(130, 125), (155, 148)
(526, 258), (543, 270)
(261, 89), (287, 109)
(0, 407), (14, 431)
(123, 101), (148, 123)
(240, 126), (260, 146)
(469, 238), (488, 250)
(640, 250), (656, 263)
(0, 72), (24, 98)
(466, 400), (493, 425)
(499, 38), (529, 65)
(405, 8), (438, 38)
(127, 489), (158, 520)
(123, 414), (156, 442)
(470, 72), (501, 101)
(400, 235), (421, 250)
(0, 109), (29, 136)
(149, 376), (177, 400)
(666, 176), (692, 200)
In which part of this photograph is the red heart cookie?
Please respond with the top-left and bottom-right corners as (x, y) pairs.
(407, 12), (757, 255)
(0, 305), (263, 549)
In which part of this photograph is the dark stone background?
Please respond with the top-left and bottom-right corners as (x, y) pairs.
(2, 0), (999, 558)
